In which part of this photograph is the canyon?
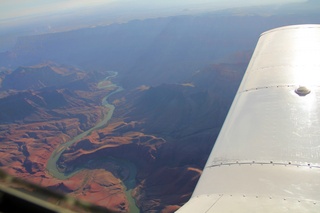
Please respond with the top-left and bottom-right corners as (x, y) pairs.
(2, 4), (317, 211)
(0, 61), (245, 212)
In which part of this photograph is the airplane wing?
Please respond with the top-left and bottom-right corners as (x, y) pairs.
(177, 24), (320, 212)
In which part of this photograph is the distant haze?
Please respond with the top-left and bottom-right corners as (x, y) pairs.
(1, 0), (305, 23)
(0, 0), (307, 51)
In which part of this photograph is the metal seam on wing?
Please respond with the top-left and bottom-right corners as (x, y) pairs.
(206, 161), (320, 169)
(193, 194), (318, 205)
(239, 84), (319, 93)
(205, 194), (223, 213)
(239, 84), (297, 93)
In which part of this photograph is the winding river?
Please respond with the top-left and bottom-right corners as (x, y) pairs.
(46, 71), (139, 213)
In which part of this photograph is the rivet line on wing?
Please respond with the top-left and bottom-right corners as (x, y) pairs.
(207, 161), (320, 169)
(239, 84), (296, 93)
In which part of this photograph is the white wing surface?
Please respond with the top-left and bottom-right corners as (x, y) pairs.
(177, 24), (320, 212)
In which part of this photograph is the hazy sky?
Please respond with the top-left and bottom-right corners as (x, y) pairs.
(0, 0), (307, 51)
(1, 0), (306, 23)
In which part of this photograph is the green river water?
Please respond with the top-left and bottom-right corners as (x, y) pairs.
(46, 71), (139, 213)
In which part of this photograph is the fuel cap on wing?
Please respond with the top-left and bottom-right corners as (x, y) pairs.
(295, 86), (311, 96)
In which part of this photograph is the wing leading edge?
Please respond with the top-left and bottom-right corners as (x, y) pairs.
(177, 24), (320, 212)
